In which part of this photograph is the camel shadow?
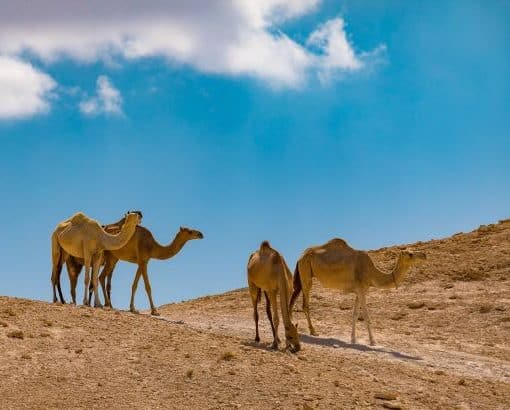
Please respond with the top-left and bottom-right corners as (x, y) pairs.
(299, 334), (422, 361)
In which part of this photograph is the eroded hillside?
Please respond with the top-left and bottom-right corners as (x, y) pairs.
(1, 220), (509, 409)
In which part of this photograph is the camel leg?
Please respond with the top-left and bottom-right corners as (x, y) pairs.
(140, 263), (158, 316)
(299, 263), (317, 336)
(82, 262), (91, 306)
(66, 258), (82, 305)
(69, 273), (78, 305)
(358, 292), (375, 345)
(264, 291), (278, 343)
(129, 266), (143, 314)
(106, 271), (113, 306)
(91, 254), (103, 308)
(249, 283), (261, 342)
(51, 239), (65, 304)
(268, 291), (279, 349)
(99, 259), (117, 308)
(351, 295), (360, 344)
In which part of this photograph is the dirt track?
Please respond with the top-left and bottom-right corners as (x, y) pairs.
(1, 220), (509, 409)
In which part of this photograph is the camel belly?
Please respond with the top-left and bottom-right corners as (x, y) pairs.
(313, 268), (356, 292)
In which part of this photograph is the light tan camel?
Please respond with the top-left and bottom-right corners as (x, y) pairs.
(63, 211), (143, 306)
(247, 241), (300, 352)
(67, 225), (203, 315)
(51, 211), (141, 307)
(289, 238), (426, 345)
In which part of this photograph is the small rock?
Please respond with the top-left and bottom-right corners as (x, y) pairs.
(374, 392), (398, 401)
(458, 378), (466, 386)
(407, 301), (425, 309)
(75, 348), (83, 354)
(21, 353), (31, 359)
(434, 370), (446, 375)
(7, 330), (24, 339)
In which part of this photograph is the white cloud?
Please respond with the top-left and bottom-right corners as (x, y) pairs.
(79, 75), (122, 116)
(0, 55), (56, 119)
(0, 1), (381, 88)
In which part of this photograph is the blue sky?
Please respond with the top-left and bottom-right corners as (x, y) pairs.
(1, 1), (509, 308)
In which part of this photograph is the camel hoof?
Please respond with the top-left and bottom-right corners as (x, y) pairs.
(255, 336), (260, 343)
(310, 330), (318, 337)
(270, 342), (279, 350)
(94, 303), (103, 308)
(130, 309), (140, 314)
(151, 311), (160, 317)
(369, 340), (376, 346)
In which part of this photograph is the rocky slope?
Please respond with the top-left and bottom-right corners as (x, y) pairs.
(1, 219), (509, 409)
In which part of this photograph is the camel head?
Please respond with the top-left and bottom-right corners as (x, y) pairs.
(125, 210), (143, 222)
(400, 249), (426, 265)
(125, 211), (142, 226)
(284, 323), (301, 353)
(179, 226), (204, 240)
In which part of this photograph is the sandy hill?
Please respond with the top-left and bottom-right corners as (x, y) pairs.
(1, 220), (509, 409)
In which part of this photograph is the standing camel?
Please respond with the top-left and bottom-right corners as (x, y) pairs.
(51, 211), (141, 307)
(63, 211), (143, 305)
(289, 238), (426, 345)
(68, 225), (203, 315)
(247, 241), (300, 352)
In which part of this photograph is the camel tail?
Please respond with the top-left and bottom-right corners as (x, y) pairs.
(289, 263), (302, 311)
(260, 240), (271, 250)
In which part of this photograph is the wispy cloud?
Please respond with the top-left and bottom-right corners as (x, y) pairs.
(0, 56), (56, 120)
(0, 1), (385, 120)
(79, 75), (123, 117)
(0, 1), (382, 88)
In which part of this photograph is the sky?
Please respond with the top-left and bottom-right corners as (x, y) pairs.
(0, 0), (509, 309)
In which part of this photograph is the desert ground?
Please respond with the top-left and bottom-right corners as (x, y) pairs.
(1, 220), (509, 409)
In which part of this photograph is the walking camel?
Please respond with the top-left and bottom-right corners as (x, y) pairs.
(247, 241), (300, 352)
(51, 211), (141, 307)
(67, 223), (203, 315)
(289, 238), (426, 345)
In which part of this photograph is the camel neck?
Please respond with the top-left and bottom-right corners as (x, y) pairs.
(277, 257), (293, 329)
(100, 220), (137, 251)
(152, 232), (189, 260)
(370, 255), (410, 289)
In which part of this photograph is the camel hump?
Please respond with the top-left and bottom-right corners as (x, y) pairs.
(69, 212), (89, 224)
(326, 238), (350, 248)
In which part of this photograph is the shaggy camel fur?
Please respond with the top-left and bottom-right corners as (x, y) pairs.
(289, 238), (426, 345)
(247, 241), (300, 352)
(68, 225), (203, 315)
(51, 211), (141, 307)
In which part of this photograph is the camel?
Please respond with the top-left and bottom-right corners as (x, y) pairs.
(63, 211), (143, 306)
(289, 238), (426, 345)
(67, 225), (203, 316)
(51, 211), (141, 307)
(247, 241), (300, 352)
